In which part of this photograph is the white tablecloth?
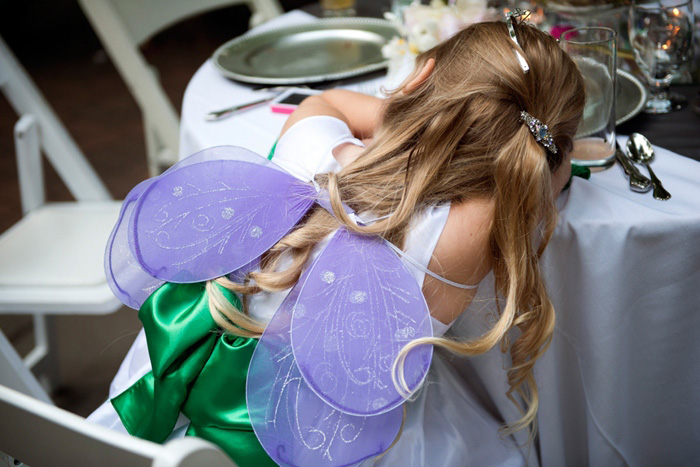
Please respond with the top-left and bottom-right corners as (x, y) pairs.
(536, 158), (700, 465)
(180, 11), (700, 466)
(451, 153), (700, 465)
(179, 11), (386, 160)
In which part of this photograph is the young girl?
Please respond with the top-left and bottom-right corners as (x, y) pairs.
(90, 18), (584, 466)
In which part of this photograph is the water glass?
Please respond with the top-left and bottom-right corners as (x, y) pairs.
(628, 0), (694, 114)
(560, 27), (618, 168)
(320, 0), (356, 17)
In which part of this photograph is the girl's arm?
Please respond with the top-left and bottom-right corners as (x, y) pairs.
(279, 89), (384, 140)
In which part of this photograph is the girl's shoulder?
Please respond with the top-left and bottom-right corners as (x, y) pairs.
(433, 198), (494, 282)
(422, 198), (494, 324)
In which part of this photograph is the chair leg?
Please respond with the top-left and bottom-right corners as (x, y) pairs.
(144, 116), (162, 177)
(15, 114), (45, 215)
(143, 111), (178, 176)
(23, 314), (48, 369)
(24, 315), (61, 394)
(0, 327), (52, 403)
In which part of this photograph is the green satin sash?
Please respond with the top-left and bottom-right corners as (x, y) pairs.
(110, 282), (275, 467)
(563, 163), (591, 191)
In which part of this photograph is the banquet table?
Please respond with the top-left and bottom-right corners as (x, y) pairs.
(178, 10), (700, 466)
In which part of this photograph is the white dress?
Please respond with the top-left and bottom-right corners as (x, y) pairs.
(88, 116), (527, 466)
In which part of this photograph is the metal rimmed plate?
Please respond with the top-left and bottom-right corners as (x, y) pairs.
(213, 18), (399, 85)
(578, 69), (648, 137)
(615, 69), (647, 125)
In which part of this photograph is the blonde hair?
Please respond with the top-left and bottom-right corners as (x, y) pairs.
(210, 21), (584, 438)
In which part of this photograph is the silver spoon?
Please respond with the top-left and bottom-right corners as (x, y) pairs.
(626, 133), (672, 201)
(615, 141), (652, 193)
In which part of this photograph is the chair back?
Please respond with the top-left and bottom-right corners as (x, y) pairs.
(0, 35), (110, 202)
(0, 384), (237, 467)
(0, 36), (122, 394)
(77, 0), (283, 175)
(90, 0), (282, 46)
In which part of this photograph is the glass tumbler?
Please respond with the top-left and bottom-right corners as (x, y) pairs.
(561, 27), (618, 168)
(320, 0), (356, 17)
(629, 0), (694, 114)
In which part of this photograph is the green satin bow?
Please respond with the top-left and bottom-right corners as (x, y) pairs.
(563, 163), (591, 191)
(110, 282), (275, 467)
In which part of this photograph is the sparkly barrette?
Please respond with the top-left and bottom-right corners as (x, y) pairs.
(520, 111), (558, 154)
(505, 9), (530, 73)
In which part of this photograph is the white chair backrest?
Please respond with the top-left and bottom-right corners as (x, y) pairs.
(78, 0), (181, 174)
(77, 0), (283, 175)
(0, 36), (122, 399)
(95, 0), (283, 46)
(0, 35), (110, 202)
(0, 384), (237, 467)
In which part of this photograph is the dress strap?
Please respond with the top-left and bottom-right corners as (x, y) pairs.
(386, 242), (479, 290)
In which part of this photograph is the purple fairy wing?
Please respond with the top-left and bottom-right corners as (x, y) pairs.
(128, 147), (316, 283)
(161, 145), (280, 173)
(290, 228), (433, 416)
(105, 146), (314, 306)
(105, 178), (165, 309)
(247, 284), (403, 467)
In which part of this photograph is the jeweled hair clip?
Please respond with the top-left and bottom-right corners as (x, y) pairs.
(505, 9), (530, 73)
(520, 111), (558, 154)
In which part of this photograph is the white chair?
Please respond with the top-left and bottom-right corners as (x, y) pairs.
(0, 35), (123, 394)
(0, 384), (237, 467)
(78, 0), (284, 176)
(0, 327), (52, 404)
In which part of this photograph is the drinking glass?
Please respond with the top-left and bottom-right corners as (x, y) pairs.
(560, 27), (617, 168)
(628, 0), (694, 114)
(320, 0), (356, 17)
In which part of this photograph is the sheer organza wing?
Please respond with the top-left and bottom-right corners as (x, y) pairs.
(104, 146), (316, 307)
(290, 228), (433, 416)
(105, 178), (165, 309)
(126, 147), (316, 283)
(247, 284), (403, 467)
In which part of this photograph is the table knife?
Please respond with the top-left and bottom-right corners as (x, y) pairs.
(206, 96), (276, 121)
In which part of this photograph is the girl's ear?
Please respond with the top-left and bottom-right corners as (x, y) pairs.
(403, 58), (436, 94)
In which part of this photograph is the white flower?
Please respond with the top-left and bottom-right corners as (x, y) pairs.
(382, 0), (498, 60)
(381, 36), (410, 60)
(416, 32), (439, 52)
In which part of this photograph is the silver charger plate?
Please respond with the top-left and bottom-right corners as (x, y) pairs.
(213, 18), (399, 85)
(615, 69), (648, 125)
(578, 69), (648, 137)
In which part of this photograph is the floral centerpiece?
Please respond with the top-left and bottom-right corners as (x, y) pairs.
(381, 0), (499, 88)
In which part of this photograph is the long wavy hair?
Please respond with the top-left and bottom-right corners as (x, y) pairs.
(207, 21), (585, 436)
